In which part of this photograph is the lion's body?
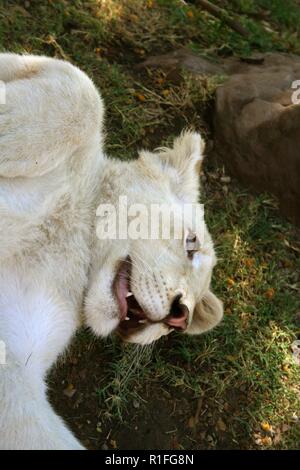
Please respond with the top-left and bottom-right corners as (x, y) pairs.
(0, 54), (223, 450)
(0, 54), (104, 449)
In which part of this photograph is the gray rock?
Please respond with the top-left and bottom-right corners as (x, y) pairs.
(138, 49), (300, 224)
(214, 54), (300, 225)
(136, 47), (225, 82)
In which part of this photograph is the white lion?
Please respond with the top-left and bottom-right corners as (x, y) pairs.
(0, 54), (223, 449)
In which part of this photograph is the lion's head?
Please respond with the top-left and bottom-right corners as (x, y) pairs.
(84, 131), (223, 344)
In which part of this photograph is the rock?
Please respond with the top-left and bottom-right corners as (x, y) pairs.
(220, 175), (231, 184)
(137, 47), (300, 80)
(214, 53), (300, 225)
(138, 49), (300, 224)
(136, 47), (225, 82)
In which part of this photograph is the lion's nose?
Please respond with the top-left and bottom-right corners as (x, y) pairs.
(164, 294), (189, 330)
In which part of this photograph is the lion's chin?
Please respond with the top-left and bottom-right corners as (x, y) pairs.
(117, 322), (171, 345)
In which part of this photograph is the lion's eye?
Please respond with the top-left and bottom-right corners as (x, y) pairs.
(185, 232), (200, 259)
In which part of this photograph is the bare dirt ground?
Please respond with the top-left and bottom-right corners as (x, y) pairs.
(49, 334), (250, 450)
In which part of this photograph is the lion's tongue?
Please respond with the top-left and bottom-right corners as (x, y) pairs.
(115, 275), (129, 320)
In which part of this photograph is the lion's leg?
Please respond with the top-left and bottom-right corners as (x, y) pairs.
(0, 53), (103, 178)
(0, 276), (83, 450)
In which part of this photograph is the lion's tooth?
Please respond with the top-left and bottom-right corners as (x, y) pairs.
(138, 319), (146, 324)
(126, 292), (133, 298)
(125, 316), (130, 320)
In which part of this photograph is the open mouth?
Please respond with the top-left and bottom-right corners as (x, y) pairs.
(113, 256), (149, 335)
(113, 256), (189, 336)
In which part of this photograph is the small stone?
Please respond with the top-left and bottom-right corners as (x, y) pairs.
(220, 176), (231, 184)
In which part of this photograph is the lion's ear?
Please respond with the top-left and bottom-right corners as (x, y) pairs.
(187, 290), (223, 335)
(158, 131), (205, 203)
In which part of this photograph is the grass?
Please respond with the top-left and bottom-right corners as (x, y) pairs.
(1, 0), (299, 450)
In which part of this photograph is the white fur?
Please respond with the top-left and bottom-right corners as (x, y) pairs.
(0, 54), (223, 449)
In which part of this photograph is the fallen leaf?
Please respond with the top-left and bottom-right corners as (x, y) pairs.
(110, 439), (117, 449)
(129, 14), (139, 22)
(265, 288), (275, 299)
(282, 363), (290, 372)
(217, 418), (227, 432)
(134, 48), (145, 56)
(244, 258), (255, 267)
(261, 436), (272, 446)
(63, 383), (76, 398)
(223, 402), (230, 411)
(225, 355), (237, 362)
(261, 421), (271, 433)
(136, 93), (146, 102)
(227, 278), (235, 287)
